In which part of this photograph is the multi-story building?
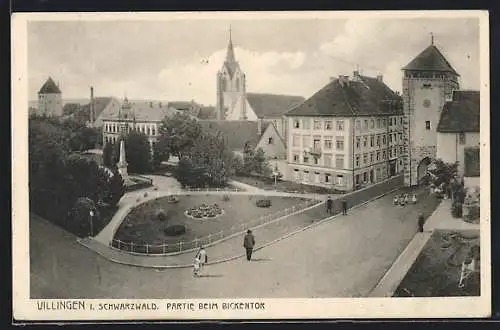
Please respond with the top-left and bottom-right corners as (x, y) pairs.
(284, 72), (403, 191)
(37, 76), (63, 116)
(101, 98), (181, 152)
(401, 37), (461, 186)
(436, 90), (480, 188)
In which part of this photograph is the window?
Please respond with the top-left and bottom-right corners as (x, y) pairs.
(293, 154), (299, 162)
(294, 120), (300, 129)
(389, 134), (392, 144)
(303, 119), (311, 129)
(363, 172), (368, 182)
(314, 172), (320, 183)
(325, 120), (333, 130)
(324, 137), (333, 149)
(303, 156), (309, 164)
(376, 135), (380, 147)
(323, 154), (333, 167)
(268, 137), (273, 144)
(363, 120), (368, 130)
(425, 121), (431, 130)
(303, 171), (309, 183)
(388, 118), (392, 126)
(313, 120), (322, 130)
(459, 132), (466, 145)
(382, 118), (386, 127)
(377, 118), (381, 128)
(336, 120), (344, 131)
(363, 153), (368, 165)
(313, 138), (321, 149)
(335, 154), (344, 169)
(376, 168), (381, 181)
(389, 149), (393, 158)
(147, 126), (151, 135)
(382, 135), (386, 145)
(376, 151), (380, 161)
(363, 136), (368, 147)
(336, 136), (345, 150)
(356, 120), (361, 130)
(313, 157), (319, 165)
(336, 175), (344, 186)
(370, 119), (375, 129)
(370, 135), (374, 147)
(294, 169), (300, 181)
(355, 154), (360, 167)
(292, 135), (300, 147)
(382, 151), (386, 159)
(356, 137), (361, 149)
(152, 126), (156, 136)
(370, 152), (374, 163)
(355, 174), (360, 185)
(325, 173), (331, 183)
(400, 146), (404, 154)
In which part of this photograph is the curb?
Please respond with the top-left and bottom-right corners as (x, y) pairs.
(367, 200), (443, 297)
(78, 187), (400, 269)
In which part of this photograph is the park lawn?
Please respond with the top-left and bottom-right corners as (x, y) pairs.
(233, 175), (339, 194)
(394, 229), (480, 297)
(114, 194), (311, 252)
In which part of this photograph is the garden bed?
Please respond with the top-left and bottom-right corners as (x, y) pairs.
(113, 194), (311, 252)
(394, 229), (480, 297)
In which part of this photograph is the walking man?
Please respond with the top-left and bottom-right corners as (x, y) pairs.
(341, 199), (348, 215)
(243, 230), (255, 261)
(193, 246), (207, 277)
(417, 213), (425, 233)
(326, 196), (333, 214)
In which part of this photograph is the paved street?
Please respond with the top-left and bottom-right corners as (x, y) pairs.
(30, 190), (425, 298)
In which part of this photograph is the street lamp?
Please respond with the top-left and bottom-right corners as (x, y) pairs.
(272, 157), (279, 191)
(89, 209), (95, 237)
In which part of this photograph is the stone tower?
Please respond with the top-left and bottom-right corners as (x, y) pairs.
(401, 35), (460, 186)
(216, 26), (247, 120)
(37, 76), (63, 116)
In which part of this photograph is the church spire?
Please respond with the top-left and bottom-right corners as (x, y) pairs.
(225, 25), (236, 63)
(430, 32), (434, 45)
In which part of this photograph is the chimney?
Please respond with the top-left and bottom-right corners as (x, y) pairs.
(257, 118), (263, 135)
(376, 75), (383, 82)
(90, 86), (95, 123)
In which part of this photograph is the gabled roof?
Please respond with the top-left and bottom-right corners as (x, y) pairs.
(198, 120), (269, 151)
(81, 97), (115, 118)
(247, 93), (305, 118)
(101, 101), (182, 122)
(403, 45), (459, 76)
(285, 75), (402, 117)
(437, 90), (480, 133)
(38, 77), (61, 94)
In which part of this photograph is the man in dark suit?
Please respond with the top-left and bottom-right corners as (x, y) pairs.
(341, 199), (348, 215)
(326, 196), (333, 214)
(243, 230), (255, 261)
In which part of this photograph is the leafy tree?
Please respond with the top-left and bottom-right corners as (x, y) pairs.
(102, 141), (118, 168)
(241, 143), (271, 176)
(174, 157), (208, 188)
(242, 142), (256, 175)
(423, 159), (459, 194)
(62, 103), (81, 116)
(156, 112), (202, 159)
(103, 168), (126, 207)
(123, 131), (152, 174)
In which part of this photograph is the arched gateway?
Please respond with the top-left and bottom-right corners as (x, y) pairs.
(417, 157), (432, 184)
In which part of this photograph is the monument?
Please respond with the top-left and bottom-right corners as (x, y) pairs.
(117, 139), (135, 186)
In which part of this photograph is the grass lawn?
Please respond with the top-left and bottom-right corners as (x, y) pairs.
(113, 194), (311, 253)
(394, 229), (480, 297)
(233, 175), (339, 194)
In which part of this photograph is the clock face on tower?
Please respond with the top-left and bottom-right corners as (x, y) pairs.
(423, 99), (431, 108)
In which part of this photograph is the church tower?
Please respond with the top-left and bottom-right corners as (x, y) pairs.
(216, 26), (247, 120)
(37, 76), (63, 116)
(401, 34), (460, 186)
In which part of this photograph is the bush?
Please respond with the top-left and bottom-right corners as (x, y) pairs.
(155, 208), (168, 222)
(164, 224), (186, 236)
(256, 199), (272, 208)
(451, 202), (463, 218)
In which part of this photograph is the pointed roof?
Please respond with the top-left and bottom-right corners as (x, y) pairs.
(38, 77), (62, 94)
(403, 44), (459, 76)
(223, 26), (240, 77)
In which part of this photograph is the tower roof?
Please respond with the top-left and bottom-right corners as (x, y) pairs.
(403, 44), (459, 76)
(223, 25), (240, 77)
(38, 76), (62, 94)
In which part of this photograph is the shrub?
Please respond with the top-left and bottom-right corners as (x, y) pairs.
(167, 195), (179, 204)
(164, 224), (186, 236)
(256, 199), (272, 208)
(451, 202), (463, 218)
(155, 208), (168, 222)
(222, 194), (230, 202)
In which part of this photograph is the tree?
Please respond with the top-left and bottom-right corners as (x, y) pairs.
(241, 143), (271, 176)
(103, 168), (126, 208)
(174, 157), (208, 188)
(102, 142), (117, 167)
(123, 131), (152, 174)
(242, 142), (256, 175)
(62, 103), (81, 116)
(156, 112), (202, 159)
(424, 159), (459, 194)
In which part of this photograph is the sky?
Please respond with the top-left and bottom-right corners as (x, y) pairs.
(28, 15), (481, 105)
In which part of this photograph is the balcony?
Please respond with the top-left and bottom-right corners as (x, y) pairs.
(309, 147), (322, 157)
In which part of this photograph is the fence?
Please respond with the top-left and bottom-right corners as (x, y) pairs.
(110, 198), (321, 256)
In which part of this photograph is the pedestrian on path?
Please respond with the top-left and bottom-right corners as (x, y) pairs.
(243, 230), (255, 261)
(193, 246), (207, 277)
(417, 213), (425, 233)
(193, 255), (201, 277)
(326, 196), (333, 214)
(341, 199), (348, 215)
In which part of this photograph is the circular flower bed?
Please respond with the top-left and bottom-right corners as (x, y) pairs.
(184, 202), (225, 220)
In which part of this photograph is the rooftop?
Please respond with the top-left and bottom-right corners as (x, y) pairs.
(437, 90), (480, 133)
(101, 101), (182, 122)
(38, 77), (62, 94)
(403, 44), (459, 76)
(198, 120), (269, 151)
(246, 93), (306, 118)
(285, 73), (402, 117)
